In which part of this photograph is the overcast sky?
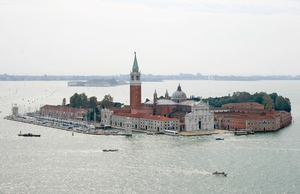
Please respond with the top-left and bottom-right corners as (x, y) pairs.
(1, 0), (300, 76)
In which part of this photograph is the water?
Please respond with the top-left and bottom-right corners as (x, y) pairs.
(1, 80), (300, 193)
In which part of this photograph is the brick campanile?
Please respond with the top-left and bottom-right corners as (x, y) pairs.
(130, 52), (142, 109)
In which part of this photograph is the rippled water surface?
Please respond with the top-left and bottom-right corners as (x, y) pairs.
(1, 81), (300, 193)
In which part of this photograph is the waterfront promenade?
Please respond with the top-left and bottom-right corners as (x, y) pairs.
(4, 115), (230, 136)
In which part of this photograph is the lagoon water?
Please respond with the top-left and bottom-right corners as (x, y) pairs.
(0, 80), (300, 193)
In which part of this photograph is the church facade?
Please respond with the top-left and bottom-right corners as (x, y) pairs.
(100, 53), (215, 132)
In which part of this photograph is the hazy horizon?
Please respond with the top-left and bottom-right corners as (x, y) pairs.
(1, 0), (300, 76)
(1, 72), (299, 78)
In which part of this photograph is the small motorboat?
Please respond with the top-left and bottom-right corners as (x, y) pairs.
(18, 133), (41, 137)
(215, 138), (224, 140)
(212, 171), (227, 177)
(102, 149), (118, 152)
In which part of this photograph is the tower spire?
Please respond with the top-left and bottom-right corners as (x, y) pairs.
(132, 52), (139, 72)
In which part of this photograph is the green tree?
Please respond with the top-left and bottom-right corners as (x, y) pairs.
(252, 92), (264, 104)
(88, 96), (98, 109)
(79, 93), (88, 108)
(232, 91), (251, 102)
(101, 94), (114, 108)
(262, 93), (274, 110)
(275, 96), (291, 112)
(269, 93), (278, 104)
(114, 102), (123, 108)
(70, 93), (79, 107)
(70, 93), (88, 108)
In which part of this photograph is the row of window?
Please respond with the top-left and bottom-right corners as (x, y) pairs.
(221, 120), (275, 125)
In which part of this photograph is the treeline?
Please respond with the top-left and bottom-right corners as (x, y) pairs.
(201, 91), (291, 112)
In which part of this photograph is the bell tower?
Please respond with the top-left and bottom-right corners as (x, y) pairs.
(130, 52), (142, 109)
(153, 90), (158, 115)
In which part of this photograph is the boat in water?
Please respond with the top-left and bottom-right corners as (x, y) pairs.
(164, 129), (179, 136)
(98, 124), (112, 129)
(212, 171), (227, 177)
(234, 129), (254, 136)
(102, 149), (118, 152)
(215, 137), (224, 140)
(18, 133), (41, 137)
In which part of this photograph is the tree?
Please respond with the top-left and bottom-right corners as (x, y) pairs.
(262, 93), (274, 110)
(252, 92), (264, 104)
(232, 91), (251, 102)
(70, 93), (79, 107)
(275, 96), (291, 112)
(88, 96), (98, 109)
(79, 93), (88, 108)
(70, 92), (88, 108)
(114, 102), (123, 108)
(101, 94), (114, 108)
(269, 93), (278, 104)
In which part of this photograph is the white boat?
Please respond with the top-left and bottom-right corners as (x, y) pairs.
(234, 129), (254, 136)
(164, 129), (179, 136)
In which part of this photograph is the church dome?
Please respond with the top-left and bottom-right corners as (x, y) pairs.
(171, 84), (187, 101)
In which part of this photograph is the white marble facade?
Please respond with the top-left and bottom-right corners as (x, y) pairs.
(184, 100), (214, 131)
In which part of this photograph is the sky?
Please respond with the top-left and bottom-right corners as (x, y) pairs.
(1, 0), (300, 76)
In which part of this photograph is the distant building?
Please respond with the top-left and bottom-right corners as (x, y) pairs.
(213, 102), (292, 132)
(40, 105), (88, 121)
(184, 101), (214, 131)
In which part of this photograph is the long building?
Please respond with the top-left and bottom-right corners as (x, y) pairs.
(40, 105), (88, 121)
(213, 102), (292, 132)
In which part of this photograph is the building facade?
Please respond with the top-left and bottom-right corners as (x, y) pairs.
(40, 105), (88, 121)
(184, 101), (214, 131)
(214, 102), (292, 132)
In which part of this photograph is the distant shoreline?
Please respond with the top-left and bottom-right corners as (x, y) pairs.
(1, 74), (299, 81)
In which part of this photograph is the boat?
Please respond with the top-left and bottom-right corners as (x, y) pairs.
(103, 131), (119, 135)
(18, 133), (41, 137)
(212, 171), (227, 177)
(99, 124), (112, 129)
(164, 129), (179, 136)
(234, 129), (254, 136)
(234, 130), (248, 135)
(102, 149), (118, 152)
(215, 137), (224, 140)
